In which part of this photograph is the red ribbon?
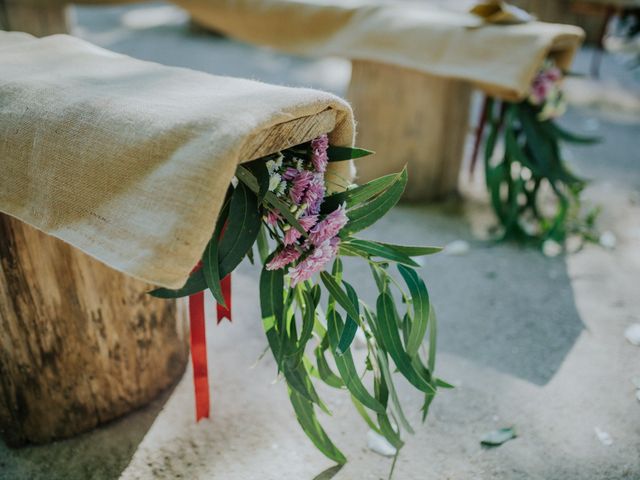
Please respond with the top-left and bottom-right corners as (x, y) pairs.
(217, 275), (232, 323)
(188, 262), (232, 421)
(189, 290), (210, 421)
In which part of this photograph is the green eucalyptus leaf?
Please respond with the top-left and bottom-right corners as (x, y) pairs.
(545, 121), (600, 145)
(351, 395), (382, 434)
(374, 375), (404, 450)
(342, 168), (407, 235)
(377, 351), (414, 434)
(327, 145), (374, 162)
(320, 272), (360, 323)
(480, 427), (517, 447)
(322, 172), (400, 214)
(283, 360), (326, 410)
(342, 239), (420, 267)
(288, 388), (347, 464)
(149, 269), (206, 298)
(314, 346), (344, 388)
(375, 242), (442, 257)
(327, 310), (386, 413)
(374, 292), (435, 394)
(218, 182), (261, 277)
(203, 227), (226, 306)
(336, 281), (361, 355)
(397, 265), (430, 357)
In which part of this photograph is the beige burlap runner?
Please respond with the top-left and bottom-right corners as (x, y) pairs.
(174, 0), (584, 101)
(0, 32), (354, 289)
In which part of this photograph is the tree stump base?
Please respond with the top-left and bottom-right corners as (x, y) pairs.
(347, 60), (472, 202)
(0, 0), (70, 36)
(0, 213), (190, 447)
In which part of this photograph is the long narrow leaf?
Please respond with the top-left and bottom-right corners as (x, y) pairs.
(327, 145), (374, 162)
(342, 239), (419, 267)
(327, 311), (386, 413)
(288, 388), (346, 464)
(375, 292), (435, 394)
(219, 182), (261, 277)
(342, 168), (407, 235)
(149, 269), (206, 298)
(397, 265), (430, 357)
(320, 272), (360, 323)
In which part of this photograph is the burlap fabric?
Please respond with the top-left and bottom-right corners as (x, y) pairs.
(0, 32), (355, 288)
(174, 0), (584, 101)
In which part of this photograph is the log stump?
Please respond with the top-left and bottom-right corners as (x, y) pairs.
(0, 213), (190, 446)
(0, 0), (70, 36)
(347, 60), (472, 202)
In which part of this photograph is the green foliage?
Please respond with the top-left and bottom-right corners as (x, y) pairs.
(150, 143), (446, 464)
(483, 98), (600, 244)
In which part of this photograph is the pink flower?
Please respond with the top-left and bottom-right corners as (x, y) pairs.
(282, 167), (299, 181)
(309, 205), (348, 246)
(288, 237), (340, 286)
(266, 246), (301, 270)
(302, 175), (325, 215)
(288, 170), (314, 205)
(266, 210), (282, 226)
(530, 65), (562, 105)
(283, 214), (318, 246)
(311, 134), (329, 173)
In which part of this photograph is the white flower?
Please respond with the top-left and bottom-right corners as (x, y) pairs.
(275, 180), (287, 196)
(268, 172), (282, 191)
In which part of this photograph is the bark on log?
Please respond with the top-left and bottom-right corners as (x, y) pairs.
(0, 213), (190, 446)
(0, 0), (70, 36)
(347, 60), (472, 201)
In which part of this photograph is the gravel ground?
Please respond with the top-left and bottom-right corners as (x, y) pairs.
(1, 3), (639, 479)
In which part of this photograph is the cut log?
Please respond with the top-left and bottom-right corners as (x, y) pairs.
(0, 110), (338, 446)
(0, 0), (70, 36)
(0, 213), (190, 446)
(347, 60), (472, 201)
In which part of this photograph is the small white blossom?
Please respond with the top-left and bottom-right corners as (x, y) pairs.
(268, 173), (282, 191)
(275, 180), (287, 196)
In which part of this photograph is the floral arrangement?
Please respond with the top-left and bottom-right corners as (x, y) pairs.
(480, 59), (600, 245)
(151, 137), (448, 465)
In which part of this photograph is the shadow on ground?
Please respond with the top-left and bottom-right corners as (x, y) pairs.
(0, 382), (177, 480)
(343, 199), (585, 385)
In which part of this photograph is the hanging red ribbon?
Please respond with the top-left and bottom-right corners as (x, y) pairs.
(188, 262), (232, 420)
(217, 274), (232, 323)
(189, 290), (210, 421)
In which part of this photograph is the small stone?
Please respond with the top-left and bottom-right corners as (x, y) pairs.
(636, 390), (640, 403)
(594, 427), (613, 446)
(443, 240), (470, 256)
(367, 430), (397, 457)
(624, 324), (640, 346)
(542, 239), (562, 257)
(599, 231), (617, 249)
(631, 376), (640, 389)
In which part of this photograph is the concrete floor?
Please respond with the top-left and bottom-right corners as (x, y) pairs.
(1, 3), (639, 479)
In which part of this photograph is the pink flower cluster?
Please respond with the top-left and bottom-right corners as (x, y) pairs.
(529, 63), (563, 106)
(265, 135), (348, 286)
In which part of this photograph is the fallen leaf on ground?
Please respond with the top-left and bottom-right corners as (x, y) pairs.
(480, 427), (517, 447)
